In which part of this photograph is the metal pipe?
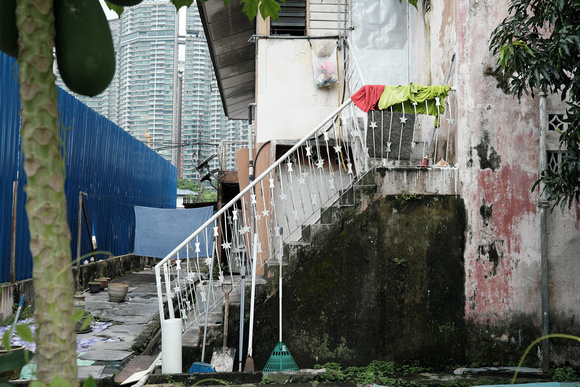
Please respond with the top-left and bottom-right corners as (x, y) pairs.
(539, 93), (549, 372)
(77, 191), (83, 264)
(10, 182), (18, 284)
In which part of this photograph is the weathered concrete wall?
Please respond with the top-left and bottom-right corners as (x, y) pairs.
(255, 39), (340, 144)
(249, 195), (467, 369)
(448, 0), (580, 365)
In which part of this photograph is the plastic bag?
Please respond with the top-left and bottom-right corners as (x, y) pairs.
(312, 48), (338, 87)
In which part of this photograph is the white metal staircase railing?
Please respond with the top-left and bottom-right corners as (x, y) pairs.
(154, 97), (373, 331)
(154, 101), (457, 334)
(154, 43), (458, 362)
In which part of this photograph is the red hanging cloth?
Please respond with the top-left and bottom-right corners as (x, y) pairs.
(351, 85), (386, 112)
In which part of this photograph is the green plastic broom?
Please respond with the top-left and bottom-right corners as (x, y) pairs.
(263, 228), (299, 375)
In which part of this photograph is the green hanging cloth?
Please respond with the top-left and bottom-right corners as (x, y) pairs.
(377, 83), (451, 125)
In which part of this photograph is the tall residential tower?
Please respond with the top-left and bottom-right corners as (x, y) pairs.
(56, 0), (247, 181)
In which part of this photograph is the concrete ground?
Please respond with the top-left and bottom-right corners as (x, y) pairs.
(9, 269), (162, 386)
(7, 268), (552, 387)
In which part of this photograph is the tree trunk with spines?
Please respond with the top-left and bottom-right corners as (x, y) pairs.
(15, 0), (78, 385)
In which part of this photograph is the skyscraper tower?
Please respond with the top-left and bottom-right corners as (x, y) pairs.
(56, 0), (247, 182)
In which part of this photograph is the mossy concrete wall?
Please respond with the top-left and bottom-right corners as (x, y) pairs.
(248, 195), (467, 369)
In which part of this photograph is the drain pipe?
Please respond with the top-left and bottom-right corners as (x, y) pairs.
(239, 103), (256, 371)
(539, 92), (549, 373)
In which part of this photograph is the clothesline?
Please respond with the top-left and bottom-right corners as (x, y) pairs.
(351, 83), (451, 117)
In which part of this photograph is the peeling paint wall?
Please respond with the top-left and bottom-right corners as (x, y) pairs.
(444, 0), (580, 354)
(366, 0), (580, 360)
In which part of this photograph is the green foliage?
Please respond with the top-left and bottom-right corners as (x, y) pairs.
(177, 178), (217, 202)
(395, 191), (421, 201)
(26, 375), (97, 387)
(399, 0), (418, 9)
(315, 361), (400, 384)
(0, 306), (33, 327)
(171, 0), (194, 11)
(489, 0), (580, 210)
(551, 366), (580, 382)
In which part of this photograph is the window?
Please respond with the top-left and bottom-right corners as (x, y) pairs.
(271, 0), (306, 36)
(546, 113), (569, 172)
(547, 151), (568, 173)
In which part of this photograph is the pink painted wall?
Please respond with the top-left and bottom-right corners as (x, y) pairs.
(432, 0), (580, 332)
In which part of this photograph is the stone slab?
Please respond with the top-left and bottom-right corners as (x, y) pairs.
(77, 366), (105, 379)
(79, 349), (132, 362)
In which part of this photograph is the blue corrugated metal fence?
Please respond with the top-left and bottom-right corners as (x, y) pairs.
(1, 52), (177, 283)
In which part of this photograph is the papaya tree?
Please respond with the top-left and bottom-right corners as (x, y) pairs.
(489, 0), (580, 211)
(1, 0), (278, 385)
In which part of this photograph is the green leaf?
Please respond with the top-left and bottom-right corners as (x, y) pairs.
(1, 330), (10, 351)
(398, 0), (418, 9)
(259, 0), (281, 21)
(79, 315), (92, 331)
(0, 378), (13, 387)
(72, 309), (85, 322)
(15, 324), (33, 343)
(29, 381), (47, 387)
(171, 0), (194, 11)
(0, 349), (33, 374)
(49, 375), (71, 387)
(240, 0), (260, 21)
(104, 1), (124, 18)
(82, 376), (97, 387)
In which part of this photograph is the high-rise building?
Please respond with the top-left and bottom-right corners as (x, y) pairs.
(56, 0), (247, 182)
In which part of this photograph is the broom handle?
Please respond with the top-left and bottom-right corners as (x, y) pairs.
(279, 230), (283, 343)
(247, 233), (258, 356)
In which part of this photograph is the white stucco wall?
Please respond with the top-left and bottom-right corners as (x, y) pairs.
(255, 38), (340, 143)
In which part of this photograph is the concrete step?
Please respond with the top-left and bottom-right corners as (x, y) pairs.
(301, 223), (331, 243)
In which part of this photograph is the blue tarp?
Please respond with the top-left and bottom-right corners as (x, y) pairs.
(134, 206), (214, 259)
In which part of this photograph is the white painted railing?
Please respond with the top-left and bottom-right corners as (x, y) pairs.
(155, 97), (369, 335)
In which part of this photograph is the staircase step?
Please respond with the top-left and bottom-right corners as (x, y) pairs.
(338, 184), (376, 206)
(283, 241), (310, 262)
(301, 223), (331, 243)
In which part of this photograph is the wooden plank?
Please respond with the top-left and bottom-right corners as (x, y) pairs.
(114, 355), (157, 384)
(310, 12), (345, 22)
(309, 3), (346, 12)
(309, 19), (344, 30)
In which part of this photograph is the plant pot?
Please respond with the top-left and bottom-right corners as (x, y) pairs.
(89, 281), (101, 293)
(108, 283), (129, 302)
(74, 294), (85, 301)
(94, 277), (109, 290)
(0, 345), (26, 380)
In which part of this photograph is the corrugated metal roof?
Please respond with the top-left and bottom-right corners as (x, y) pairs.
(197, 0), (255, 120)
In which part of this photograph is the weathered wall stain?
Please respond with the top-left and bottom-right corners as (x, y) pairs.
(250, 195), (467, 369)
(474, 130), (501, 171)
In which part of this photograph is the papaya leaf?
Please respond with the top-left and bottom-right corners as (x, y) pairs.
(240, 0), (260, 21)
(72, 309), (85, 323)
(398, 0), (418, 9)
(1, 330), (9, 351)
(0, 349), (34, 374)
(82, 376), (97, 387)
(171, 0), (194, 11)
(49, 375), (71, 387)
(15, 324), (33, 343)
(259, 0), (281, 21)
(104, 1), (124, 18)
(79, 315), (92, 331)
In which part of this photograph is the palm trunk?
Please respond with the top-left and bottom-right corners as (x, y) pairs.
(15, 0), (78, 385)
